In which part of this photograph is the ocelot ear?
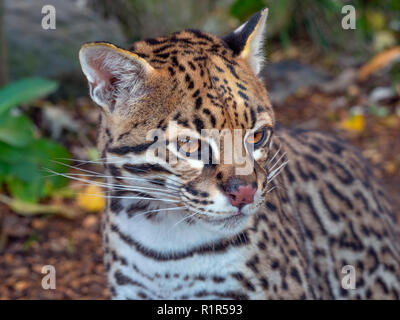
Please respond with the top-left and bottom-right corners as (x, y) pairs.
(222, 8), (268, 75)
(79, 42), (153, 112)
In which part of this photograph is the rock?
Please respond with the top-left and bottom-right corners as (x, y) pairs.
(82, 214), (98, 229)
(48, 237), (68, 252)
(260, 60), (331, 105)
(330, 96), (348, 109)
(4, 0), (125, 90)
(320, 69), (358, 94)
(369, 87), (397, 103)
(42, 105), (81, 140)
(3, 215), (30, 238)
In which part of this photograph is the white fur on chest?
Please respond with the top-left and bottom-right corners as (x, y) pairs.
(104, 206), (254, 299)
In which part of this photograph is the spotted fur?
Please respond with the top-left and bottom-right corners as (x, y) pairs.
(79, 9), (400, 299)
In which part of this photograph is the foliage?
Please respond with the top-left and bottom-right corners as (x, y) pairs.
(0, 78), (57, 116)
(0, 78), (70, 203)
(230, 0), (266, 22)
(90, 0), (399, 57)
(229, 0), (400, 54)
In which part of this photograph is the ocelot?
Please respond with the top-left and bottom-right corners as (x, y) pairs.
(79, 9), (400, 299)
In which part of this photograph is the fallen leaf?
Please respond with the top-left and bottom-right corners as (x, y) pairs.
(384, 161), (397, 175)
(381, 115), (399, 128)
(77, 185), (106, 212)
(14, 281), (29, 291)
(358, 46), (400, 81)
(340, 114), (365, 132)
(0, 194), (78, 218)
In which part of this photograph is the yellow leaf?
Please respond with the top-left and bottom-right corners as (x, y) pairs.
(381, 115), (399, 128)
(384, 161), (397, 176)
(340, 114), (365, 132)
(77, 184), (106, 212)
(358, 46), (400, 81)
(365, 10), (386, 30)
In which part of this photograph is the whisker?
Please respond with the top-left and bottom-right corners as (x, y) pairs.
(55, 156), (121, 165)
(51, 159), (185, 188)
(64, 173), (179, 194)
(267, 145), (281, 165)
(170, 210), (200, 230)
(68, 172), (181, 191)
(48, 160), (104, 176)
(134, 206), (187, 218)
(47, 161), (183, 190)
(267, 160), (289, 184)
(44, 169), (180, 201)
(268, 159), (288, 179)
(79, 193), (180, 203)
(109, 174), (182, 190)
(268, 152), (287, 173)
(54, 156), (187, 192)
(119, 166), (185, 187)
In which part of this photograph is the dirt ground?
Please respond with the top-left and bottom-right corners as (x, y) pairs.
(0, 66), (399, 300)
(0, 205), (109, 299)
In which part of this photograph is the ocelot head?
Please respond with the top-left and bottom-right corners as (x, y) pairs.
(79, 9), (276, 234)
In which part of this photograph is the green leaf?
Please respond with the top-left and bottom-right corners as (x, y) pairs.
(0, 138), (70, 203)
(0, 142), (28, 163)
(368, 105), (390, 118)
(6, 175), (44, 203)
(9, 161), (41, 183)
(230, 0), (266, 21)
(0, 113), (34, 147)
(27, 139), (70, 190)
(0, 161), (9, 185)
(0, 77), (58, 116)
(0, 77), (70, 203)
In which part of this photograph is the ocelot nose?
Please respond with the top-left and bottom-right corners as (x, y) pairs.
(224, 182), (257, 208)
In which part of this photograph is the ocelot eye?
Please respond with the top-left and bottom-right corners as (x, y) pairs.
(246, 128), (268, 148)
(177, 136), (200, 155)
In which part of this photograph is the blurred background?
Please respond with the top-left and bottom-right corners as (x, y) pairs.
(0, 0), (399, 299)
